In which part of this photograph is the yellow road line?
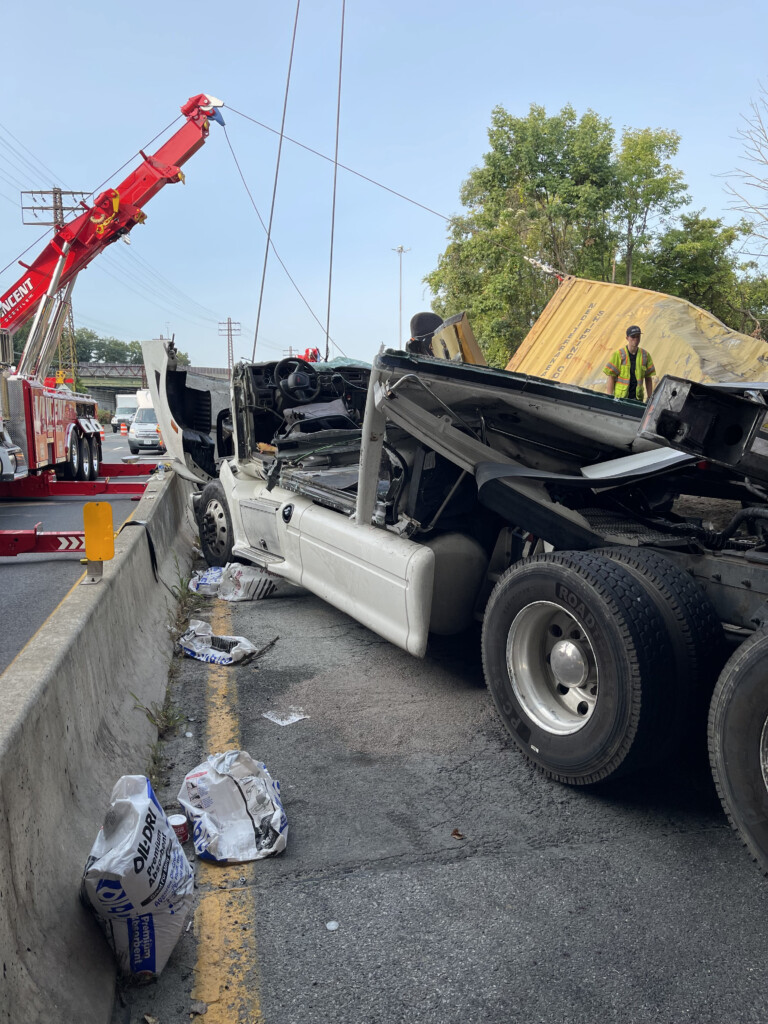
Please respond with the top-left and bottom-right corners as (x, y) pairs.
(191, 598), (263, 1023)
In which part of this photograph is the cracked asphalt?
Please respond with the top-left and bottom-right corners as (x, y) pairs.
(114, 580), (768, 1024)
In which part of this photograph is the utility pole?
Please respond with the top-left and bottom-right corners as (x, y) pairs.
(392, 245), (410, 344)
(218, 318), (241, 373)
(21, 187), (88, 388)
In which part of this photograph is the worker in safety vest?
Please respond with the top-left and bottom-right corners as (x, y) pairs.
(603, 325), (656, 401)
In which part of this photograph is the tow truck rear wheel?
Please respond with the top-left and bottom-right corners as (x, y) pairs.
(56, 430), (81, 481)
(709, 629), (768, 875)
(198, 481), (234, 567)
(88, 436), (101, 480)
(77, 434), (92, 481)
(482, 550), (676, 785)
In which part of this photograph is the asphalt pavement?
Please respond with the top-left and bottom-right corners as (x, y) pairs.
(0, 431), (158, 674)
(113, 579), (768, 1024)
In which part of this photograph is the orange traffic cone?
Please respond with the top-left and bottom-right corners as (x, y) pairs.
(99, 426), (105, 442)
(120, 422), (127, 435)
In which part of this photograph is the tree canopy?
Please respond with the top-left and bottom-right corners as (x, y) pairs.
(426, 102), (768, 365)
(12, 324), (190, 366)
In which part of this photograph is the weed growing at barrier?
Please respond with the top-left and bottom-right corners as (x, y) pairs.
(132, 691), (186, 737)
(167, 553), (205, 643)
(145, 741), (166, 793)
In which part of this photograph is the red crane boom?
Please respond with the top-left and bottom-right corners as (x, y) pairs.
(0, 93), (224, 337)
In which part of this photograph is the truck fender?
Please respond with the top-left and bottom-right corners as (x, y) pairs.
(77, 416), (101, 435)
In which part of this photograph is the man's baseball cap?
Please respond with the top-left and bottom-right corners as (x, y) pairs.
(626, 325), (642, 337)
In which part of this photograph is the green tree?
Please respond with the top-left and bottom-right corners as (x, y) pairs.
(634, 212), (745, 327)
(426, 103), (620, 364)
(613, 127), (689, 285)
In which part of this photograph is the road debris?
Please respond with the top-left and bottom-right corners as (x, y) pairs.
(188, 562), (298, 601)
(188, 566), (224, 596)
(326, 921), (339, 932)
(178, 620), (258, 665)
(178, 750), (287, 862)
(451, 828), (466, 840)
(80, 776), (194, 978)
(262, 708), (309, 726)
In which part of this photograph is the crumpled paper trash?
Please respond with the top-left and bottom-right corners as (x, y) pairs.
(178, 750), (287, 862)
(178, 619), (257, 665)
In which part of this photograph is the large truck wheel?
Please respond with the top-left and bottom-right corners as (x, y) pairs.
(88, 436), (101, 480)
(198, 481), (234, 567)
(56, 430), (81, 480)
(482, 551), (675, 785)
(76, 435), (92, 481)
(601, 547), (725, 753)
(709, 629), (768, 875)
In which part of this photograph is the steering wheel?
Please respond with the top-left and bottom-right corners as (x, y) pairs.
(273, 357), (321, 404)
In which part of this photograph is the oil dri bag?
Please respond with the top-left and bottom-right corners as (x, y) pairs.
(80, 775), (194, 978)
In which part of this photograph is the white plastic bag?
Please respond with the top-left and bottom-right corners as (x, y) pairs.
(178, 750), (287, 863)
(188, 566), (224, 596)
(178, 619), (257, 664)
(80, 776), (194, 978)
(218, 563), (296, 602)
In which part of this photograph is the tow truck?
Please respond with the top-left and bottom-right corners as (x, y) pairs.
(0, 93), (223, 555)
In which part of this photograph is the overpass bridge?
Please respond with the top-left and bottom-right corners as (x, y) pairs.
(77, 364), (228, 410)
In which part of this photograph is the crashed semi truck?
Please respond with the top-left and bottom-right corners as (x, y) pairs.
(144, 287), (768, 876)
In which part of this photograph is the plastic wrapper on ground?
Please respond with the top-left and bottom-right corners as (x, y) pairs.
(178, 619), (257, 664)
(177, 750), (288, 863)
(80, 776), (194, 979)
(218, 562), (298, 601)
(188, 566), (225, 596)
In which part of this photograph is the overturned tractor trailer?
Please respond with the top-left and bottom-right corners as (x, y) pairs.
(145, 309), (768, 876)
(0, 93), (223, 491)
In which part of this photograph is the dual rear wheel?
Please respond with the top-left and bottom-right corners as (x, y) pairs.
(482, 548), (724, 785)
(55, 432), (101, 481)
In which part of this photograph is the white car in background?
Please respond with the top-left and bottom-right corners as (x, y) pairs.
(127, 406), (165, 454)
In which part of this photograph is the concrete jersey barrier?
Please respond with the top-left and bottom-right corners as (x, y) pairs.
(0, 472), (195, 1024)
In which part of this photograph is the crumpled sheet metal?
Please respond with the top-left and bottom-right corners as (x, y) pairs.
(507, 276), (768, 389)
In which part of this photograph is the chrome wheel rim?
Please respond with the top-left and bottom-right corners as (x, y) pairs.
(91, 440), (100, 475)
(203, 499), (229, 558)
(506, 600), (599, 735)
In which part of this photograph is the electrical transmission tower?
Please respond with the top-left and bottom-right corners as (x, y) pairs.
(21, 187), (88, 389)
(219, 318), (241, 373)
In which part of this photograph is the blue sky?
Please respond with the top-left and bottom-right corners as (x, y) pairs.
(1, 0), (765, 365)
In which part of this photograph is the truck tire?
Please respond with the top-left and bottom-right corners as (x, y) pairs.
(482, 550), (676, 785)
(601, 547), (725, 752)
(56, 430), (81, 481)
(709, 629), (768, 875)
(77, 434), (92, 481)
(88, 436), (101, 480)
(198, 481), (234, 567)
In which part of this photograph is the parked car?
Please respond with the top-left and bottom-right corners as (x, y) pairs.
(127, 406), (166, 454)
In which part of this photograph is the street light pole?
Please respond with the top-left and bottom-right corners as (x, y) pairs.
(392, 245), (410, 344)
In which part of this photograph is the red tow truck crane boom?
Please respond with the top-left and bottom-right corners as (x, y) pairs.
(0, 93), (223, 494)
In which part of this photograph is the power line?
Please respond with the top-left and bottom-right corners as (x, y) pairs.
(226, 105), (450, 221)
(222, 125), (346, 356)
(0, 120), (68, 187)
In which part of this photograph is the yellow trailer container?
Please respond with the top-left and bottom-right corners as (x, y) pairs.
(506, 276), (768, 389)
